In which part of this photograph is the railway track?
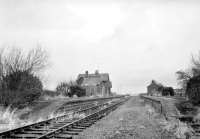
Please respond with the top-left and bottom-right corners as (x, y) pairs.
(54, 96), (124, 114)
(0, 96), (129, 139)
(55, 99), (108, 114)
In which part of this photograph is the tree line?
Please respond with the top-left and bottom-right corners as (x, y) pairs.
(176, 51), (200, 104)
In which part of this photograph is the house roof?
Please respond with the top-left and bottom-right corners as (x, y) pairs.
(147, 80), (163, 88)
(77, 73), (111, 87)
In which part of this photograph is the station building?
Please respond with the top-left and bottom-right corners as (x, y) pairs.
(77, 70), (112, 97)
(147, 80), (163, 96)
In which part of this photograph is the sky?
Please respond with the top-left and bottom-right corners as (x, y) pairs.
(0, 0), (200, 94)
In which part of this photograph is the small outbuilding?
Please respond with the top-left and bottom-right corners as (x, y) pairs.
(147, 80), (163, 96)
(147, 80), (175, 96)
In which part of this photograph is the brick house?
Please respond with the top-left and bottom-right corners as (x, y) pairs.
(147, 80), (163, 96)
(77, 70), (112, 96)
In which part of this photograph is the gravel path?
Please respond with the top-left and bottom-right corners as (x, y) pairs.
(75, 96), (176, 139)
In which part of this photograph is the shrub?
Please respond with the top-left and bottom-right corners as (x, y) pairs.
(2, 71), (43, 91)
(176, 101), (197, 115)
(56, 81), (86, 97)
(68, 86), (86, 97)
(186, 76), (200, 104)
(162, 87), (175, 96)
(0, 89), (41, 109)
(56, 82), (69, 96)
(0, 46), (48, 108)
(0, 71), (43, 108)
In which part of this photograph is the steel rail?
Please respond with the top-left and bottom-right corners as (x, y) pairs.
(36, 98), (128, 139)
(55, 101), (102, 113)
(53, 96), (124, 114)
(0, 97), (125, 138)
(0, 103), (106, 138)
(54, 95), (125, 106)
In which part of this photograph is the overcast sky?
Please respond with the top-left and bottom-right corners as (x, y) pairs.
(0, 0), (200, 94)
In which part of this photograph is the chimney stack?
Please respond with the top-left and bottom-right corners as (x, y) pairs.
(85, 71), (88, 77)
(95, 70), (99, 75)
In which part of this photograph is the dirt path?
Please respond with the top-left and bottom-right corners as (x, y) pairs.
(75, 96), (176, 139)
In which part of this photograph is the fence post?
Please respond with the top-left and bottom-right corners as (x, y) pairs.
(160, 102), (162, 114)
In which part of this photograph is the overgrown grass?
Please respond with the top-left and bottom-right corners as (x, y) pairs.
(176, 101), (197, 115)
(0, 105), (86, 132)
(0, 106), (22, 131)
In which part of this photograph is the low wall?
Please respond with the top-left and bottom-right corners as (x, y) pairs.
(140, 95), (168, 119)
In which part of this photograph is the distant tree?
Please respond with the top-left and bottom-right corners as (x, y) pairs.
(176, 70), (192, 90)
(76, 77), (84, 85)
(157, 85), (164, 92)
(176, 51), (200, 89)
(68, 85), (86, 97)
(176, 51), (200, 103)
(169, 87), (175, 96)
(161, 87), (174, 96)
(191, 51), (200, 77)
(56, 81), (70, 95)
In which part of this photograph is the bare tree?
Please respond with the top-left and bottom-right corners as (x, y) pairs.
(25, 47), (49, 74)
(56, 80), (78, 96)
(191, 51), (200, 77)
(0, 46), (49, 91)
(3, 47), (24, 75)
(1, 46), (48, 75)
(176, 70), (192, 89)
(0, 48), (4, 89)
(0, 46), (48, 108)
(176, 51), (200, 89)
(56, 81), (70, 96)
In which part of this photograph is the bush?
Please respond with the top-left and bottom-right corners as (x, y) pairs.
(0, 71), (43, 108)
(68, 86), (86, 97)
(186, 76), (200, 104)
(56, 82), (69, 96)
(176, 101), (197, 115)
(0, 46), (48, 108)
(56, 81), (86, 97)
(0, 89), (41, 109)
(162, 87), (175, 96)
(2, 71), (43, 91)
